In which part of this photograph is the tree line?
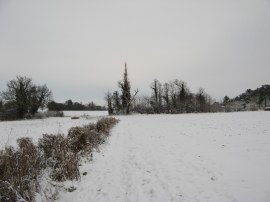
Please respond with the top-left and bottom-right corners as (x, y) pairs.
(0, 76), (105, 120)
(1, 68), (268, 119)
(222, 85), (270, 112)
(105, 65), (221, 115)
(105, 64), (270, 114)
(134, 79), (218, 114)
(47, 100), (106, 111)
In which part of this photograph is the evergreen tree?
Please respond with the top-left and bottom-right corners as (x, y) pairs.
(119, 63), (131, 114)
(223, 96), (230, 106)
(179, 84), (186, 102)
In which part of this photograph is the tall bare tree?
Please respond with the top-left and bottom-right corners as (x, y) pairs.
(163, 82), (170, 113)
(105, 91), (113, 115)
(196, 87), (206, 112)
(29, 84), (52, 115)
(150, 79), (162, 113)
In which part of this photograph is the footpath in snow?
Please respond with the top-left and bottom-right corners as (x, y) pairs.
(57, 112), (270, 202)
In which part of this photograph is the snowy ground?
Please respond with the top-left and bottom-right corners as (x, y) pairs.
(63, 110), (107, 117)
(57, 111), (270, 202)
(1, 111), (270, 202)
(0, 111), (107, 149)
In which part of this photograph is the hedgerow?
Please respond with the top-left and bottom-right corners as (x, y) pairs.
(0, 117), (119, 201)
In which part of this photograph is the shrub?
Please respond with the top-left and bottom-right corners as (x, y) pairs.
(68, 127), (91, 153)
(38, 134), (66, 160)
(38, 134), (80, 181)
(96, 117), (119, 134)
(0, 181), (26, 202)
(67, 118), (119, 154)
(0, 138), (41, 201)
(49, 151), (80, 182)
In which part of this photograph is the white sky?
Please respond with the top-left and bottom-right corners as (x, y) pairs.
(0, 0), (270, 105)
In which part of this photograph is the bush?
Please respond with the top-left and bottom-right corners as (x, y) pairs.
(0, 181), (26, 202)
(68, 127), (91, 153)
(67, 118), (119, 154)
(96, 117), (119, 134)
(49, 151), (80, 182)
(38, 134), (80, 181)
(39, 134), (67, 160)
(0, 138), (41, 201)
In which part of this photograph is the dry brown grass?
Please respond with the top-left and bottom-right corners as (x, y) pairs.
(68, 117), (119, 154)
(0, 137), (41, 201)
(38, 134), (80, 182)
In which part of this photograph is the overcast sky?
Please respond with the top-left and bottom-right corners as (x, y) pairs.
(0, 0), (269, 105)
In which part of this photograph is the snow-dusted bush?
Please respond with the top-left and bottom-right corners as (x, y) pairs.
(38, 134), (80, 182)
(96, 117), (119, 134)
(68, 126), (95, 154)
(0, 137), (41, 201)
(67, 117), (119, 154)
(0, 181), (26, 202)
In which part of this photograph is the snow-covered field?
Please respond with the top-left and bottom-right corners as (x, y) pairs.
(58, 111), (270, 202)
(1, 111), (270, 202)
(0, 111), (107, 149)
(63, 110), (108, 117)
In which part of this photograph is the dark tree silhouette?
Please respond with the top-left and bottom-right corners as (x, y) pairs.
(119, 63), (131, 114)
(150, 79), (162, 113)
(196, 88), (206, 112)
(163, 82), (170, 113)
(1, 76), (52, 118)
(105, 91), (113, 115)
(30, 84), (52, 115)
(112, 91), (121, 114)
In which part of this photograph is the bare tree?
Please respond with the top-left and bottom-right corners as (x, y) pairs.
(133, 95), (152, 114)
(1, 76), (33, 118)
(105, 91), (113, 115)
(112, 91), (121, 115)
(168, 80), (177, 112)
(0, 99), (3, 110)
(196, 88), (206, 112)
(163, 82), (170, 113)
(1, 76), (52, 118)
(150, 79), (162, 113)
(30, 84), (52, 115)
